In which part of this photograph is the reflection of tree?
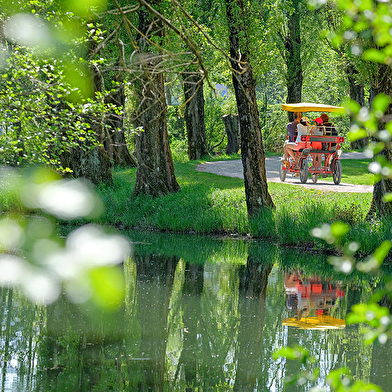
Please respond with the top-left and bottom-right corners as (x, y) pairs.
(233, 256), (273, 391)
(39, 294), (103, 391)
(136, 254), (179, 390)
(171, 261), (240, 389)
(370, 337), (392, 389)
(35, 291), (128, 391)
(1, 288), (13, 391)
(0, 288), (43, 391)
(176, 262), (204, 391)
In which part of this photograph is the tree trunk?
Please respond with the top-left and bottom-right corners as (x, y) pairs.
(346, 64), (368, 149)
(368, 64), (392, 218)
(284, 0), (303, 121)
(225, 0), (275, 216)
(104, 78), (136, 167)
(62, 144), (113, 184)
(222, 114), (240, 154)
(233, 258), (272, 391)
(132, 5), (180, 197)
(183, 71), (208, 160)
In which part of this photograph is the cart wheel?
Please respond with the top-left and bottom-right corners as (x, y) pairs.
(311, 173), (319, 183)
(279, 161), (286, 182)
(299, 159), (308, 184)
(333, 160), (342, 184)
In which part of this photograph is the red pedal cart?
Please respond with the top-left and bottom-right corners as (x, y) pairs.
(279, 103), (345, 185)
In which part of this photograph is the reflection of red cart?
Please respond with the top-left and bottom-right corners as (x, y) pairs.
(283, 271), (346, 329)
(279, 103), (345, 185)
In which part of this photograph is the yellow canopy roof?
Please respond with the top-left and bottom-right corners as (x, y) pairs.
(282, 102), (345, 114)
(282, 316), (346, 330)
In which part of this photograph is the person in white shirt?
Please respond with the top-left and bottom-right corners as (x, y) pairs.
(282, 116), (311, 165)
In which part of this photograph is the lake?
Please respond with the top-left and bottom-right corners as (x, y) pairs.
(1, 230), (391, 391)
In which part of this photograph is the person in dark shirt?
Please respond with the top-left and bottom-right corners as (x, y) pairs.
(320, 113), (336, 136)
(286, 112), (302, 142)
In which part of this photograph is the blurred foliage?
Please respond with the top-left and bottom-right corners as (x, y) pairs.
(0, 166), (130, 309)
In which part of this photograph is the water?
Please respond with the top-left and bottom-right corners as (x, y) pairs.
(1, 231), (391, 391)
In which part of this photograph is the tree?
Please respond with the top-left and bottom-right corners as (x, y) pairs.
(90, 3), (137, 167)
(61, 56), (113, 185)
(222, 114), (240, 154)
(224, 0), (275, 216)
(233, 257), (272, 391)
(272, 0), (304, 122)
(322, 5), (368, 149)
(282, 0), (303, 107)
(183, 67), (208, 160)
(131, 2), (180, 197)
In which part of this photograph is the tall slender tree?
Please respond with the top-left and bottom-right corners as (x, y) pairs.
(273, 0), (304, 123)
(322, 6), (368, 148)
(283, 0), (303, 106)
(183, 67), (208, 160)
(224, 0), (275, 216)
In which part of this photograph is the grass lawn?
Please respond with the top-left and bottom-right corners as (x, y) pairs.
(0, 154), (382, 256)
(323, 158), (374, 185)
(94, 155), (386, 257)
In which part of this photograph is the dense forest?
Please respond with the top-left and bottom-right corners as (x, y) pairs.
(1, 0), (391, 218)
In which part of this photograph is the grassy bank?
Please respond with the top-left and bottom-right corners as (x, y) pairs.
(95, 157), (389, 257)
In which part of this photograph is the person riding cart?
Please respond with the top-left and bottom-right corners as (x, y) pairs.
(279, 103), (345, 185)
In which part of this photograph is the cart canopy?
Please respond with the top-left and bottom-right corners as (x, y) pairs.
(282, 102), (345, 113)
(282, 316), (346, 330)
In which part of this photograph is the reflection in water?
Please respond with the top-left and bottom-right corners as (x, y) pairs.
(176, 262), (204, 391)
(283, 271), (346, 330)
(0, 232), (390, 391)
(136, 254), (179, 391)
(233, 256), (273, 392)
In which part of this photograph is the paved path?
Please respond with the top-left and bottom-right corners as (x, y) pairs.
(196, 152), (373, 193)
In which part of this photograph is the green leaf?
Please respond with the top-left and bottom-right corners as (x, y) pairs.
(273, 346), (309, 362)
(363, 48), (388, 63)
(350, 381), (383, 391)
(373, 240), (392, 264)
(383, 193), (392, 202)
(348, 128), (368, 141)
(331, 221), (350, 239)
(372, 93), (392, 114)
(347, 99), (362, 115)
(89, 266), (125, 310)
(60, 0), (108, 16)
(327, 367), (351, 389)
